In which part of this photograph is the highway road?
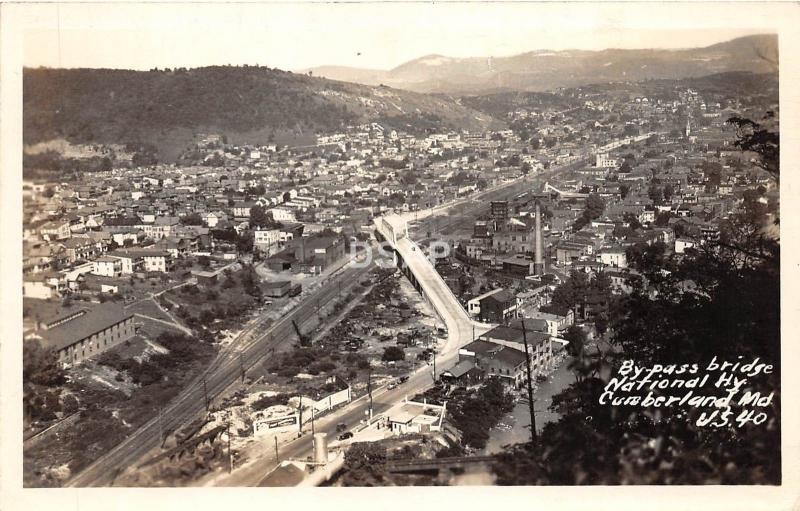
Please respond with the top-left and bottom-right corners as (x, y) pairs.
(66, 260), (372, 487)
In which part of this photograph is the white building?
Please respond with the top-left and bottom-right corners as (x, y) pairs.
(269, 207), (297, 223)
(675, 238), (696, 254)
(595, 153), (618, 169)
(598, 247), (628, 268)
(92, 256), (123, 278)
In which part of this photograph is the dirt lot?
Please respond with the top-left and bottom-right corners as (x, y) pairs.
(240, 267), (441, 398)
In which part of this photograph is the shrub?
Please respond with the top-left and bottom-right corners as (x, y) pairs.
(382, 346), (405, 362)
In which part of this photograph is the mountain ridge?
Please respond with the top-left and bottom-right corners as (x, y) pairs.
(302, 34), (778, 94)
(23, 65), (503, 161)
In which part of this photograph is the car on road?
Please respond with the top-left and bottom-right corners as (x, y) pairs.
(387, 381), (398, 390)
(398, 376), (409, 384)
(338, 431), (354, 441)
(335, 423), (347, 432)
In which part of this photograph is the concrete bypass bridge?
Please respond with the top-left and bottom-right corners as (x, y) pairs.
(374, 214), (490, 370)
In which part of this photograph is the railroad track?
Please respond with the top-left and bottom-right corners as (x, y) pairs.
(66, 263), (370, 487)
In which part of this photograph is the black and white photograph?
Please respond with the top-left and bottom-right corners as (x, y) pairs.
(1, 1), (798, 508)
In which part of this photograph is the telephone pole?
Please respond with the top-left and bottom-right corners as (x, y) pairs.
(367, 369), (373, 422)
(226, 420), (232, 474)
(158, 406), (164, 446)
(520, 321), (537, 445)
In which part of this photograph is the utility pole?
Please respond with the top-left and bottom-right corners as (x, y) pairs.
(239, 352), (245, 383)
(311, 406), (315, 435)
(227, 419), (232, 474)
(158, 406), (164, 446)
(432, 350), (437, 383)
(203, 377), (210, 411)
(274, 436), (279, 463)
(520, 321), (537, 445)
(367, 369), (373, 422)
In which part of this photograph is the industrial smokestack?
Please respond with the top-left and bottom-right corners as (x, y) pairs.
(534, 201), (544, 276)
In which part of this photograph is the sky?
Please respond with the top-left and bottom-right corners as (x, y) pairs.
(19, 2), (775, 72)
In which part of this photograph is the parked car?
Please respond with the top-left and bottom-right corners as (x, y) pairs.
(338, 431), (354, 441)
(398, 376), (409, 384)
(335, 423), (347, 432)
(387, 381), (398, 390)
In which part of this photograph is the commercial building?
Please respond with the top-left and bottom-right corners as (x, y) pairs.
(31, 302), (136, 367)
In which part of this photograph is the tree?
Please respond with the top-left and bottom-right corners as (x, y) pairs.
(180, 213), (204, 226)
(23, 340), (65, 386)
(619, 161), (632, 173)
(584, 193), (605, 220)
(663, 183), (675, 202)
(619, 184), (630, 199)
(342, 443), (388, 486)
(563, 325), (587, 357)
(647, 184), (663, 204)
(236, 231), (254, 253)
(249, 205), (272, 229)
(727, 113), (779, 178)
(382, 346), (405, 362)
(492, 110), (781, 486)
(654, 210), (672, 227)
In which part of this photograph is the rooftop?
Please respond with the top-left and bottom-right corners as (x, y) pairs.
(35, 302), (134, 352)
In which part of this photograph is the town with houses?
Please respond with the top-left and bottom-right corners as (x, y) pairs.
(22, 69), (779, 487)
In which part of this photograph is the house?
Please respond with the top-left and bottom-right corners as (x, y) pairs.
(525, 311), (574, 337)
(107, 250), (145, 274)
(92, 256), (123, 278)
(467, 288), (504, 317)
(675, 238), (696, 254)
(478, 289), (518, 323)
(439, 360), (484, 386)
(40, 220), (72, 241)
(254, 229), (281, 255)
(457, 340), (529, 388)
(597, 246), (628, 268)
(554, 240), (590, 265)
(29, 302), (136, 367)
(203, 211), (228, 228)
(61, 237), (106, 263)
(140, 250), (172, 273)
(270, 207), (297, 223)
(154, 237), (190, 259)
(233, 201), (257, 218)
(23, 272), (68, 299)
(476, 320), (554, 378)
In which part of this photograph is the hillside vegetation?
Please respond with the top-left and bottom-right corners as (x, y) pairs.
(24, 66), (502, 160)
